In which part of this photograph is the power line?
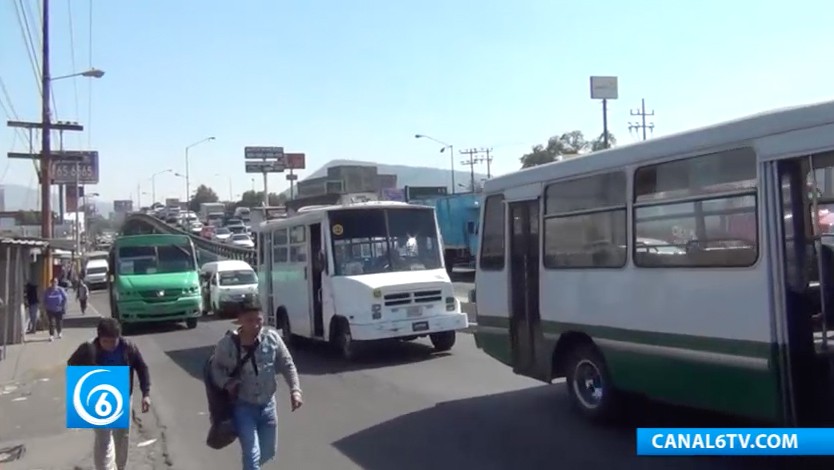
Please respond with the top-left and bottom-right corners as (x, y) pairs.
(13, 0), (42, 94)
(87, 0), (93, 147)
(459, 148), (489, 192)
(67, 0), (80, 119)
(628, 98), (655, 141)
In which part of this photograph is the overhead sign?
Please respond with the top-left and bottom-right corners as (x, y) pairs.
(114, 200), (133, 213)
(245, 146), (284, 159)
(245, 160), (285, 173)
(65, 186), (80, 212)
(285, 153), (306, 170)
(590, 76), (618, 100)
(405, 186), (448, 201)
(52, 150), (99, 184)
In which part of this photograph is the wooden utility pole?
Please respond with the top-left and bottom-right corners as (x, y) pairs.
(40, 0), (53, 283)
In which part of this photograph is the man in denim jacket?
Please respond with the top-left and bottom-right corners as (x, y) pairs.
(211, 303), (302, 470)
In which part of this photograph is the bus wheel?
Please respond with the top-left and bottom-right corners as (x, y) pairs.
(430, 331), (456, 352)
(565, 343), (620, 422)
(186, 318), (198, 329)
(332, 320), (355, 360)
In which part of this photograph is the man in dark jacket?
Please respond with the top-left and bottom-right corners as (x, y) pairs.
(67, 318), (151, 470)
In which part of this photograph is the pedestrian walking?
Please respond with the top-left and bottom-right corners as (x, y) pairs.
(210, 300), (302, 470)
(67, 318), (151, 470)
(43, 278), (67, 341)
(24, 280), (39, 334)
(76, 279), (89, 315)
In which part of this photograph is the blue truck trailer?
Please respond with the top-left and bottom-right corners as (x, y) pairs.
(404, 187), (480, 274)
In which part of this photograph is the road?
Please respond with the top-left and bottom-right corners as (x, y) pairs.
(87, 290), (813, 470)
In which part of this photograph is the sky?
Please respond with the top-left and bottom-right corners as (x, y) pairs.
(1, 0), (833, 208)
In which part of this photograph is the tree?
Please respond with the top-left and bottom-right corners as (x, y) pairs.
(234, 190), (287, 208)
(188, 184), (219, 212)
(519, 130), (617, 169)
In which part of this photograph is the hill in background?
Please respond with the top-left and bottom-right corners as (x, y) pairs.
(1, 184), (112, 214)
(280, 159), (489, 197)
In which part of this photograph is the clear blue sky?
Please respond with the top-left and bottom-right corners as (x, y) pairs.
(2, 0), (833, 206)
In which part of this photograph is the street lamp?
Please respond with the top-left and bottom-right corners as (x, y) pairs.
(150, 169), (173, 204)
(185, 136), (216, 205)
(51, 67), (105, 81)
(415, 134), (455, 194)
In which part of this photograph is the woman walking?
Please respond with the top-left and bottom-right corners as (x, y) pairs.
(76, 279), (89, 315)
(43, 278), (68, 341)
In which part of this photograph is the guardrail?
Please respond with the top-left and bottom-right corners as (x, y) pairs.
(122, 213), (256, 265)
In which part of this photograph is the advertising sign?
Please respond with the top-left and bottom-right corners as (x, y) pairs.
(113, 200), (134, 213)
(52, 151), (100, 184)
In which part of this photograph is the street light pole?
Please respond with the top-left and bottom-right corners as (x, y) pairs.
(415, 134), (455, 195)
(151, 169), (172, 204)
(184, 136), (215, 206)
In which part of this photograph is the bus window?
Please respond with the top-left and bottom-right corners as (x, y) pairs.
(479, 195), (505, 270)
(329, 208), (442, 275)
(633, 148), (758, 267)
(543, 171), (627, 269)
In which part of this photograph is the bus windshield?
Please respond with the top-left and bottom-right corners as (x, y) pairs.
(329, 208), (443, 276)
(219, 270), (257, 285)
(117, 245), (196, 275)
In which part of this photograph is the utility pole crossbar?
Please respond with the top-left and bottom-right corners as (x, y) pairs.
(628, 98), (655, 141)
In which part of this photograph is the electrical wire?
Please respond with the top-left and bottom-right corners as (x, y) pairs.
(22, 0), (57, 119)
(67, 0), (81, 147)
(12, 0), (42, 95)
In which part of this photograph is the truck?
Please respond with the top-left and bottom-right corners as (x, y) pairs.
(200, 202), (226, 223)
(406, 189), (480, 274)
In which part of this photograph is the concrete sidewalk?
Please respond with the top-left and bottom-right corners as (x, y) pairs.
(0, 305), (167, 469)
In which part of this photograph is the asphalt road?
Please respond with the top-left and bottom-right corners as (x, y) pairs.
(88, 291), (819, 470)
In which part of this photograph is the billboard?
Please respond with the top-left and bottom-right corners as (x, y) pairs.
(405, 186), (447, 202)
(51, 151), (100, 184)
(113, 200), (133, 213)
(65, 186), (82, 212)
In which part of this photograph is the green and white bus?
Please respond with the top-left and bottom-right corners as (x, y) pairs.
(472, 100), (834, 426)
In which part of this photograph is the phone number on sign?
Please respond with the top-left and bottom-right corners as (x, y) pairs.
(651, 433), (798, 450)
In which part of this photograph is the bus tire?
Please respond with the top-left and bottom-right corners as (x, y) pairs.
(331, 318), (355, 361)
(564, 343), (620, 422)
(276, 308), (293, 347)
(186, 318), (198, 329)
(430, 331), (456, 352)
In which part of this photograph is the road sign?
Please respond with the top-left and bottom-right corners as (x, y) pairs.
(245, 146), (284, 159)
(51, 151), (100, 184)
(405, 186), (448, 201)
(245, 160), (285, 173)
(285, 153), (306, 170)
(590, 76), (618, 100)
(114, 200), (133, 213)
(286, 173), (298, 181)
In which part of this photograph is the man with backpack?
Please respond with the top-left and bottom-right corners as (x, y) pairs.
(68, 318), (151, 470)
(208, 298), (302, 470)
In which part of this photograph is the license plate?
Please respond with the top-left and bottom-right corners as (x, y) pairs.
(406, 306), (422, 317)
(412, 321), (429, 332)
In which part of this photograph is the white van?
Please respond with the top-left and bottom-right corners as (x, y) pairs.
(200, 260), (259, 317)
(84, 258), (109, 290)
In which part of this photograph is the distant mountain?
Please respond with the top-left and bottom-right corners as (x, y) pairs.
(282, 159), (488, 196)
(0, 183), (112, 215)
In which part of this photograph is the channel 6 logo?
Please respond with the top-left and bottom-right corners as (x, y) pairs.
(66, 366), (130, 429)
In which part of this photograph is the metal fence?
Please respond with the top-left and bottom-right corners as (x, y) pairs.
(0, 238), (49, 361)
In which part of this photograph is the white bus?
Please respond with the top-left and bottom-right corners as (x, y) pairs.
(472, 100), (834, 426)
(253, 201), (469, 359)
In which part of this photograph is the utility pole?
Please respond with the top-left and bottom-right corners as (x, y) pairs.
(475, 148), (494, 179)
(459, 148), (488, 192)
(628, 98), (655, 141)
(40, 0), (53, 284)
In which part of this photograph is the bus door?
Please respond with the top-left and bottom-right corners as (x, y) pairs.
(309, 223), (324, 337)
(261, 231), (275, 327)
(773, 153), (834, 425)
(508, 199), (543, 377)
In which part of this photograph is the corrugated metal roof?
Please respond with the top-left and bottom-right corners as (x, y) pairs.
(0, 237), (50, 247)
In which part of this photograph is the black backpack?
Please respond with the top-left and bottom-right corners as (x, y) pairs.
(203, 331), (255, 449)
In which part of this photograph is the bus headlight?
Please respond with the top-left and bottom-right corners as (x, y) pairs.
(445, 296), (456, 311)
(371, 303), (382, 320)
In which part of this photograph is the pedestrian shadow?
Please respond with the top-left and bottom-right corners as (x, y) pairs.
(332, 384), (820, 470)
(62, 315), (102, 329)
(165, 337), (450, 381)
(122, 322), (186, 337)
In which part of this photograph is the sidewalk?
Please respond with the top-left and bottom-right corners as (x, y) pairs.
(0, 303), (167, 469)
